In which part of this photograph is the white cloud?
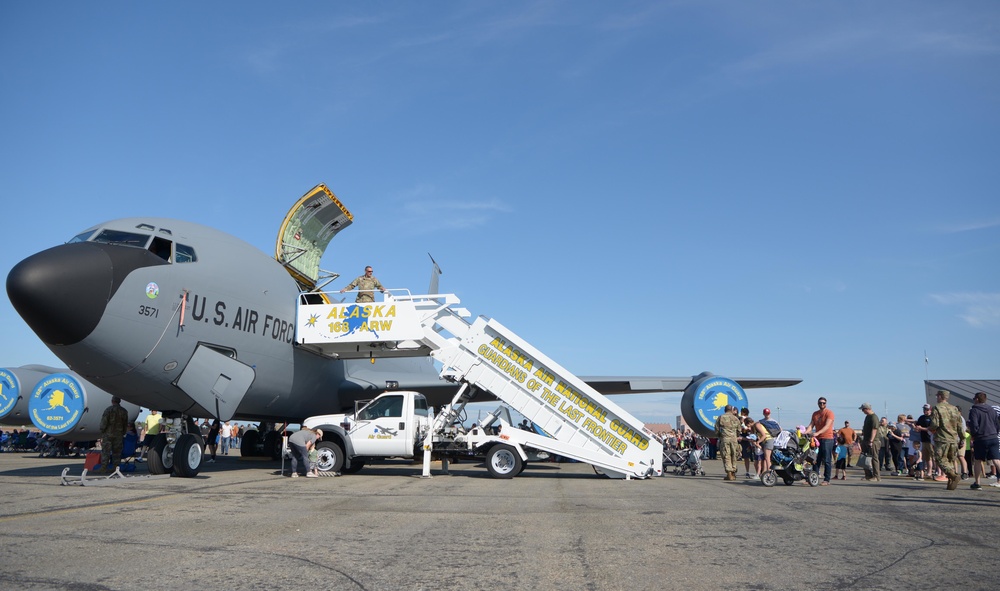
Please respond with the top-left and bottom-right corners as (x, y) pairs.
(929, 292), (1000, 327)
(717, 17), (999, 86)
(391, 184), (509, 233)
(936, 217), (1000, 234)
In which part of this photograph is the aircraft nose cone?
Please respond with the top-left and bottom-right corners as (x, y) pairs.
(7, 243), (114, 346)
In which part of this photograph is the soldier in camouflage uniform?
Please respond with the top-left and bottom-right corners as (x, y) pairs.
(98, 396), (130, 473)
(929, 389), (965, 490)
(715, 405), (741, 481)
(340, 266), (385, 303)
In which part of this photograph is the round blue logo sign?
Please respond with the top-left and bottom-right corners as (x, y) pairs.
(0, 368), (20, 419)
(692, 376), (747, 430)
(681, 373), (749, 436)
(29, 373), (86, 435)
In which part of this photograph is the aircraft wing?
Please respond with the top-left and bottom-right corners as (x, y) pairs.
(582, 376), (803, 395)
(344, 372), (801, 411)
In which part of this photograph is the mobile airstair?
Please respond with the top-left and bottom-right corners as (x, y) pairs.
(296, 293), (663, 479)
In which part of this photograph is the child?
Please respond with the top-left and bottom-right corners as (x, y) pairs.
(910, 442), (924, 481)
(307, 447), (319, 478)
(835, 441), (848, 480)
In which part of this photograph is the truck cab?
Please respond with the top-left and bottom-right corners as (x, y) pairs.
(303, 391), (431, 473)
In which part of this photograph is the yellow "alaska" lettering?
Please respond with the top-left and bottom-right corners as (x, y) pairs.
(325, 305), (397, 320)
(488, 337), (534, 372)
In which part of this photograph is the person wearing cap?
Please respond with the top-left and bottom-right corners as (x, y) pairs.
(913, 403), (935, 479)
(714, 405), (741, 481)
(755, 408), (780, 478)
(859, 403), (880, 482)
(929, 389), (965, 490)
(287, 427), (324, 478)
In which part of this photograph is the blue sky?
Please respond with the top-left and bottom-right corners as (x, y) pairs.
(2, 2), (998, 430)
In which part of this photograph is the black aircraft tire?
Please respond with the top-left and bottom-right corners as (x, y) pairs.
(315, 441), (344, 473)
(263, 431), (282, 461)
(172, 434), (203, 478)
(240, 430), (260, 457)
(486, 444), (522, 479)
(147, 434), (172, 475)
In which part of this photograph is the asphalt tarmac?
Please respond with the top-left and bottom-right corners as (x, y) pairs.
(0, 451), (997, 591)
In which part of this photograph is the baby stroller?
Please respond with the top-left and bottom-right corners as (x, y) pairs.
(666, 447), (705, 476)
(761, 430), (820, 487)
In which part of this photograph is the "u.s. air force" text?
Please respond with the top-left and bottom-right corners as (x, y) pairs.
(188, 294), (294, 343)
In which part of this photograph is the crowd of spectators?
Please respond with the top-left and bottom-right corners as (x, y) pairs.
(656, 392), (1000, 488)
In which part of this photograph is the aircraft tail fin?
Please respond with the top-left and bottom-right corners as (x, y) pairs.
(427, 253), (442, 294)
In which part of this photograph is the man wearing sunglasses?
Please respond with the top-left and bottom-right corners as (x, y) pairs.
(808, 397), (836, 485)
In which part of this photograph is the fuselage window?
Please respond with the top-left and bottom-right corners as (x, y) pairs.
(67, 230), (96, 244)
(149, 237), (172, 262)
(175, 243), (197, 263)
(91, 229), (151, 248)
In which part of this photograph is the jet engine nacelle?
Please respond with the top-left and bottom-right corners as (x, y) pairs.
(0, 366), (140, 441)
(0, 366), (49, 427)
(680, 372), (749, 438)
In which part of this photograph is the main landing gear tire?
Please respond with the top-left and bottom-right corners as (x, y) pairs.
(486, 444), (522, 479)
(173, 433), (203, 478)
(240, 430), (260, 457)
(315, 441), (345, 473)
(147, 433), (172, 475)
(263, 431), (283, 461)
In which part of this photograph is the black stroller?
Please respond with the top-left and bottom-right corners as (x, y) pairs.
(761, 431), (820, 487)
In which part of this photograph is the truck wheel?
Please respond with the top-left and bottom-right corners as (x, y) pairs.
(315, 441), (344, 473)
(486, 444), (522, 479)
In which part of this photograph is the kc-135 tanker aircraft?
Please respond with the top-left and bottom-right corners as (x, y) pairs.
(6, 184), (800, 477)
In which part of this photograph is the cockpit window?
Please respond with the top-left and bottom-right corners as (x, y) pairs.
(68, 230), (96, 244)
(175, 243), (197, 263)
(91, 229), (151, 248)
(149, 237), (172, 262)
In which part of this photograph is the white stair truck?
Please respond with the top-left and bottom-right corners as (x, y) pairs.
(296, 293), (663, 479)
